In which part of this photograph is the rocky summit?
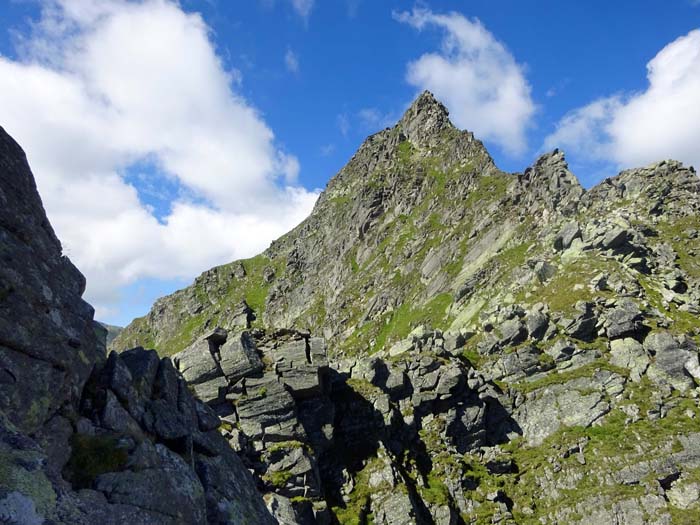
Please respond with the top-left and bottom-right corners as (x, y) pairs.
(2, 91), (700, 525)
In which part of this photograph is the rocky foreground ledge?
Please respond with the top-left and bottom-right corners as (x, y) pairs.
(0, 126), (273, 525)
(165, 309), (700, 524)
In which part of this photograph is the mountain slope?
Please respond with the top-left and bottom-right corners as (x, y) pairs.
(112, 92), (700, 524)
(113, 92), (580, 356)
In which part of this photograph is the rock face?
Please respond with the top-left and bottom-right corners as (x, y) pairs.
(0, 126), (274, 525)
(0, 126), (103, 436)
(171, 324), (516, 524)
(6, 88), (700, 525)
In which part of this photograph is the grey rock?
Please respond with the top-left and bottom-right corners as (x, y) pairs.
(195, 453), (277, 524)
(194, 400), (221, 432)
(496, 318), (527, 346)
(0, 127), (278, 525)
(120, 347), (160, 398)
(645, 332), (697, 391)
(95, 445), (207, 524)
(601, 227), (629, 249)
(513, 370), (623, 445)
(0, 126), (103, 435)
(533, 260), (556, 283)
(274, 338), (327, 399)
(192, 376), (229, 405)
(563, 301), (598, 342)
(554, 221), (581, 251)
(610, 338), (649, 382)
(443, 331), (466, 353)
(236, 374), (302, 442)
(518, 149), (585, 217)
(488, 345), (543, 381)
(435, 364), (466, 397)
(666, 478), (700, 509)
(227, 301), (254, 329)
(389, 338), (414, 356)
(172, 337), (221, 386)
(145, 397), (191, 440)
(101, 389), (144, 438)
(525, 310), (549, 340)
(605, 299), (644, 340)
(218, 332), (263, 383)
(372, 490), (418, 525)
(265, 494), (298, 524)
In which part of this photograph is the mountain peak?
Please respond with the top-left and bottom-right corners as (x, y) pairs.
(518, 148), (584, 217)
(398, 90), (454, 145)
(405, 90), (448, 116)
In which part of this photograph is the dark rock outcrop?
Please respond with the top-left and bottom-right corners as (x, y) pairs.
(0, 126), (275, 525)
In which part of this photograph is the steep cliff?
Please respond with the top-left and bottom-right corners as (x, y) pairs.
(0, 126), (274, 525)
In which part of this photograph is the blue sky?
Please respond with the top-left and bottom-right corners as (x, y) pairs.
(0, 0), (699, 326)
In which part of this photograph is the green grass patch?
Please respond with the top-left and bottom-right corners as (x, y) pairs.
(64, 434), (129, 489)
(397, 140), (414, 165)
(264, 469), (293, 488)
(512, 359), (628, 394)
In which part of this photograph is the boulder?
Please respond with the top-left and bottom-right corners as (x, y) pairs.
(496, 318), (527, 346)
(94, 444), (207, 524)
(218, 332), (263, 383)
(544, 339), (577, 361)
(645, 332), (697, 392)
(120, 348), (160, 398)
(609, 338), (649, 382)
(172, 338), (221, 386)
(236, 375), (302, 442)
(554, 221), (581, 251)
(513, 370), (623, 445)
(443, 331), (466, 354)
(192, 376), (229, 405)
(605, 299), (644, 340)
(563, 302), (598, 342)
(601, 227), (629, 250)
(525, 310), (549, 340)
(275, 339), (327, 399)
(488, 345), (543, 381)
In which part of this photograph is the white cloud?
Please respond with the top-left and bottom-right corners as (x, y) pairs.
(394, 7), (535, 155)
(0, 0), (318, 320)
(285, 48), (299, 73)
(543, 97), (623, 161)
(290, 0), (313, 20)
(320, 144), (335, 156)
(545, 29), (700, 172)
(357, 107), (394, 130)
(337, 113), (350, 136)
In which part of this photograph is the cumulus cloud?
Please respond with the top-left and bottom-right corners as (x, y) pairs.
(0, 0), (318, 319)
(290, 0), (314, 20)
(545, 29), (700, 172)
(336, 113), (350, 136)
(357, 108), (395, 131)
(394, 7), (535, 155)
(320, 144), (335, 156)
(285, 48), (299, 73)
